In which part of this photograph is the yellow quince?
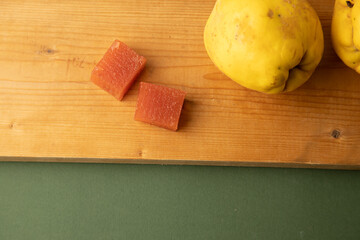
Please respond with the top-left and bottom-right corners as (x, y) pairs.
(204, 0), (324, 93)
(332, 0), (360, 73)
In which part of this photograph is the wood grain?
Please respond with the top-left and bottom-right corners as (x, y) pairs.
(1, 0), (360, 168)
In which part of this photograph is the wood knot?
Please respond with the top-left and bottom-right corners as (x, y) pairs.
(138, 150), (143, 157)
(331, 129), (341, 139)
(8, 121), (19, 129)
(38, 45), (56, 55)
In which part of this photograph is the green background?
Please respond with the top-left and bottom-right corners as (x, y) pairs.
(0, 161), (360, 240)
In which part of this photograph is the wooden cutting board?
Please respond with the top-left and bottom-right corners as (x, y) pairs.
(1, 0), (360, 168)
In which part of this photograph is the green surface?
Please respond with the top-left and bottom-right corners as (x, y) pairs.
(0, 162), (360, 240)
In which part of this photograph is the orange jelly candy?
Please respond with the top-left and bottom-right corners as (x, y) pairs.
(135, 82), (186, 131)
(91, 40), (146, 100)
